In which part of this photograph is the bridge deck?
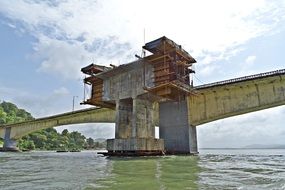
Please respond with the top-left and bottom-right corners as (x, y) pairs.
(0, 107), (103, 128)
(194, 69), (285, 90)
(189, 68), (285, 125)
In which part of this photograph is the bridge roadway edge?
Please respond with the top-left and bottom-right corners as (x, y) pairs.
(0, 107), (116, 142)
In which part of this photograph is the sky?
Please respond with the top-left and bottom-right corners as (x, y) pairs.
(0, 0), (285, 148)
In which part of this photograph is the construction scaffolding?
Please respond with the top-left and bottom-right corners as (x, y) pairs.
(81, 64), (115, 109)
(143, 36), (196, 100)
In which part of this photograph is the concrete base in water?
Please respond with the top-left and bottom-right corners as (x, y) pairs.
(2, 140), (19, 152)
(0, 147), (19, 152)
(105, 138), (164, 156)
(99, 150), (165, 156)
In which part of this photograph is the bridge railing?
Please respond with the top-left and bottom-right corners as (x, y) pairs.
(195, 69), (285, 90)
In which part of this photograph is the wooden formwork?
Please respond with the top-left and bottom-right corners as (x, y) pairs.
(143, 36), (196, 100)
(81, 64), (115, 109)
(91, 78), (103, 102)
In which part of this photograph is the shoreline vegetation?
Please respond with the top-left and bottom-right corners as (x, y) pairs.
(0, 101), (106, 151)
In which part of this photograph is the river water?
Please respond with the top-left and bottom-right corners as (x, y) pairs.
(1, 149), (285, 190)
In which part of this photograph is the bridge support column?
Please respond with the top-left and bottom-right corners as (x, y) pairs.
(2, 127), (18, 151)
(106, 98), (164, 156)
(159, 100), (198, 154)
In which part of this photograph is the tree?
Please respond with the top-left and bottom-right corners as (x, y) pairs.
(18, 139), (35, 150)
(62, 129), (69, 136)
(0, 107), (7, 124)
(29, 133), (47, 148)
(69, 131), (86, 150)
(86, 137), (95, 149)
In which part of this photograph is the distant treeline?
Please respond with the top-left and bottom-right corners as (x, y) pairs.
(0, 101), (106, 151)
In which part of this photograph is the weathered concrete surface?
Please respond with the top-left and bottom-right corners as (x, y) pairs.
(99, 61), (154, 101)
(189, 74), (285, 125)
(0, 107), (115, 140)
(159, 100), (198, 154)
(108, 97), (164, 153)
(134, 98), (155, 138)
(107, 138), (164, 152)
(115, 98), (133, 138)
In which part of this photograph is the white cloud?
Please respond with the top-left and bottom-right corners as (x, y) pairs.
(31, 35), (133, 79)
(0, 0), (284, 79)
(199, 64), (219, 78)
(0, 85), (72, 117)
(53, 87), (69, 96)
(245, 55), (257, 65)
(34, 37), (90, 79)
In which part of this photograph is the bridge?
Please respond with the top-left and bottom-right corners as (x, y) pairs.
(0, 108), (115, 150)
(1, 36), (285, 155)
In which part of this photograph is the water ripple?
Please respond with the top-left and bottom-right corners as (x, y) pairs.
(1, 149), (285, 189)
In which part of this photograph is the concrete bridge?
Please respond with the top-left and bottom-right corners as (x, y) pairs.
(0, 108), (115, 150)
(1, 69), (284, 152)
(1, 37), (285, 155)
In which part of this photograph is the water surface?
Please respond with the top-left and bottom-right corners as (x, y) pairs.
(1, 149), (285, 189)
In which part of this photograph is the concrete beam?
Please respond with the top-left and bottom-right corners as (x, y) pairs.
(0, 107), (116, 139)
(189, 75), (285, 125)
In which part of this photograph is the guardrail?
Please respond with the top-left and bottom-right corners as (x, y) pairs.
(195, 69), (285, 89)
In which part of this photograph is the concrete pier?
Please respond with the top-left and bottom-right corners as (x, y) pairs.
(2, 127), (18, 151)
(159, 100), (198, 154)
(82, 36), (197, 156)
(106, 97), (164, 155)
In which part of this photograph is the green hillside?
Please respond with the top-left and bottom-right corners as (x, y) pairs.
(0, 101), (34, 124)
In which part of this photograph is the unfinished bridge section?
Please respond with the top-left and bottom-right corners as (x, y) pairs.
(189, 69), (285, 125)
(81, 36), (197, 155)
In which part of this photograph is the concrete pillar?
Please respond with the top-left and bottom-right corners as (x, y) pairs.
(106, 97), (164, 155)
(3, 127), (18, 151)
(134, 98), (155, 138)
(131, 98), (137, 138)
(189, 125), (198, 153)
(115, 98), (132, 138)
(159, 100), (198, 154)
